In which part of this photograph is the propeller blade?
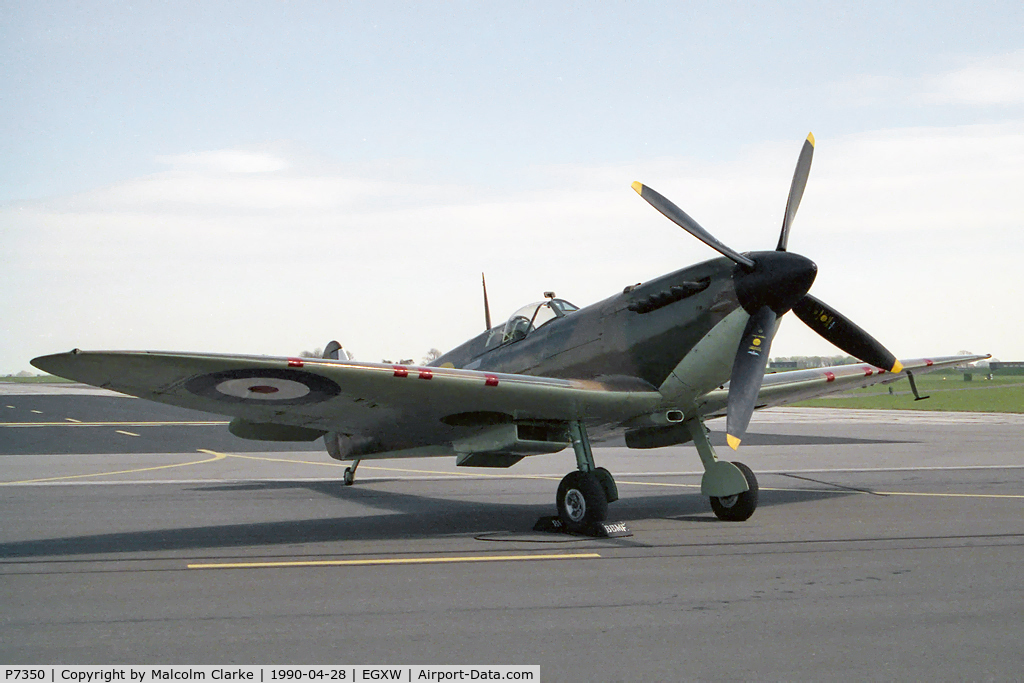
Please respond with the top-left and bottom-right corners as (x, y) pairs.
(631, 181), (756, 269)
(792, 294), (903, 373)
(776, 132), (815, 252)
(726, 306), (778, 450)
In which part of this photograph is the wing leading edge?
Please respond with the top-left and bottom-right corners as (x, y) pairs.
(31, 350), (664, 454)
(31, 350), (988, 457)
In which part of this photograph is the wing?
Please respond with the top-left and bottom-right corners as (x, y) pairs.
(31, 350), (664, 454)
(694, 354), (990, 419)
(30, 350), (987, 457)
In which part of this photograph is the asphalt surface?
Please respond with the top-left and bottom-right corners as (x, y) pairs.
(2, 383), (1022, 680)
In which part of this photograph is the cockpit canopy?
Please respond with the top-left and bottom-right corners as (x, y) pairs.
(502, 298), (579, 343)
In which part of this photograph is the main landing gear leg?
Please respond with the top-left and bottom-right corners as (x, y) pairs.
(684, 417), (759, 521)
(343, 459), (361, 486)
(553, 421), (618, 532)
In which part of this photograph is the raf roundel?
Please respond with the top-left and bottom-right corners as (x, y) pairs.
(215, 377), (311, 401)
(185, 368), (341, 405)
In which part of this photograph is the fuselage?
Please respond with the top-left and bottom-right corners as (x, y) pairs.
(433, 256), (743, 390)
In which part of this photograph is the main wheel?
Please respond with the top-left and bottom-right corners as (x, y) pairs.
(343, 467), (355, 486)
(709, 461), (759, 521)
(556, 471), (609, 531)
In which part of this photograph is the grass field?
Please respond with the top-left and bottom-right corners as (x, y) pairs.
(793, 373), (1024, 413)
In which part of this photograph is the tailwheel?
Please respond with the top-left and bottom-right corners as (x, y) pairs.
(556, 471), (608, 532)
(709, 461), (759, 521)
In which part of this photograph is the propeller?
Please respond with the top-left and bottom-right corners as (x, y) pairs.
(632, 132), (902, 449)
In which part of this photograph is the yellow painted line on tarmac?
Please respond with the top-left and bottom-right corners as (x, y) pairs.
(188, 552), (602, 570)
(115, 430), (140, 437)
(614, 479), (1023, 499)
(617, 479), (870, 495)
(223, 453), (564, 481)
(0, 420), (229, 427)
(874, 490), (1024, 500)
(360, 463), (562, 481)
(223, 452), (348, 467)
(616, 478), (700, 489)
(617, 478), (826, 493)
(0, 449), (228, 485)
(218, 457), (1024, 499)
(31, 410), (42, 414)
(19, 446), (1005, 500)
(65, 417), (82, 423)
(617, 479), (846, 494)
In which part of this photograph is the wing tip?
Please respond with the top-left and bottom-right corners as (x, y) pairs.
(726, 434), (741, 450)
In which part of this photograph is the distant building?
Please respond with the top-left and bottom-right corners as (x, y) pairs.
(769, 356), (857, 371)
(989, 361), (1024, 375)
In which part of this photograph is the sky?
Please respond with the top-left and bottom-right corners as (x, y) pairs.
(2, 1), (1023, 373)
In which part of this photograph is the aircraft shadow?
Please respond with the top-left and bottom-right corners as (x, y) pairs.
(0, 482), (853, 559)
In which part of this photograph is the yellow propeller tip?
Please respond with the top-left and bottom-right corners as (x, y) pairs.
(631, 181), (644, 195)
(807, 132), (815, 146)
(726, 434), (741, 450)
(891, 360), (904, 373)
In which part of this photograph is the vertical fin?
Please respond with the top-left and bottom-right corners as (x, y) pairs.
(322, 341), (342, 360)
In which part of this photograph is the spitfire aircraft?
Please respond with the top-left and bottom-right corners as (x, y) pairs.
(32, 134), (983, 533)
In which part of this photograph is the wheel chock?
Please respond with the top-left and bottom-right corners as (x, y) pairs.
(533, 515), (632, 538)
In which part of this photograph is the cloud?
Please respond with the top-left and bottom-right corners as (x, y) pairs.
(3, 123), (1023, 374)
(156, 150), (291, 174)
(835, 50), (1024, 108)
(920, 51), (1024, 105)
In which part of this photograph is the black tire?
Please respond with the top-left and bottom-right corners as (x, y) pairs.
(709, 461), (759, 521)
(556, 471), (609, 531)
(343, 467), (355, 486)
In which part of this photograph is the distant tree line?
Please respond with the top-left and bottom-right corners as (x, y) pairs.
(769, 355), (858, 369)
(299, 347), (443, 365)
